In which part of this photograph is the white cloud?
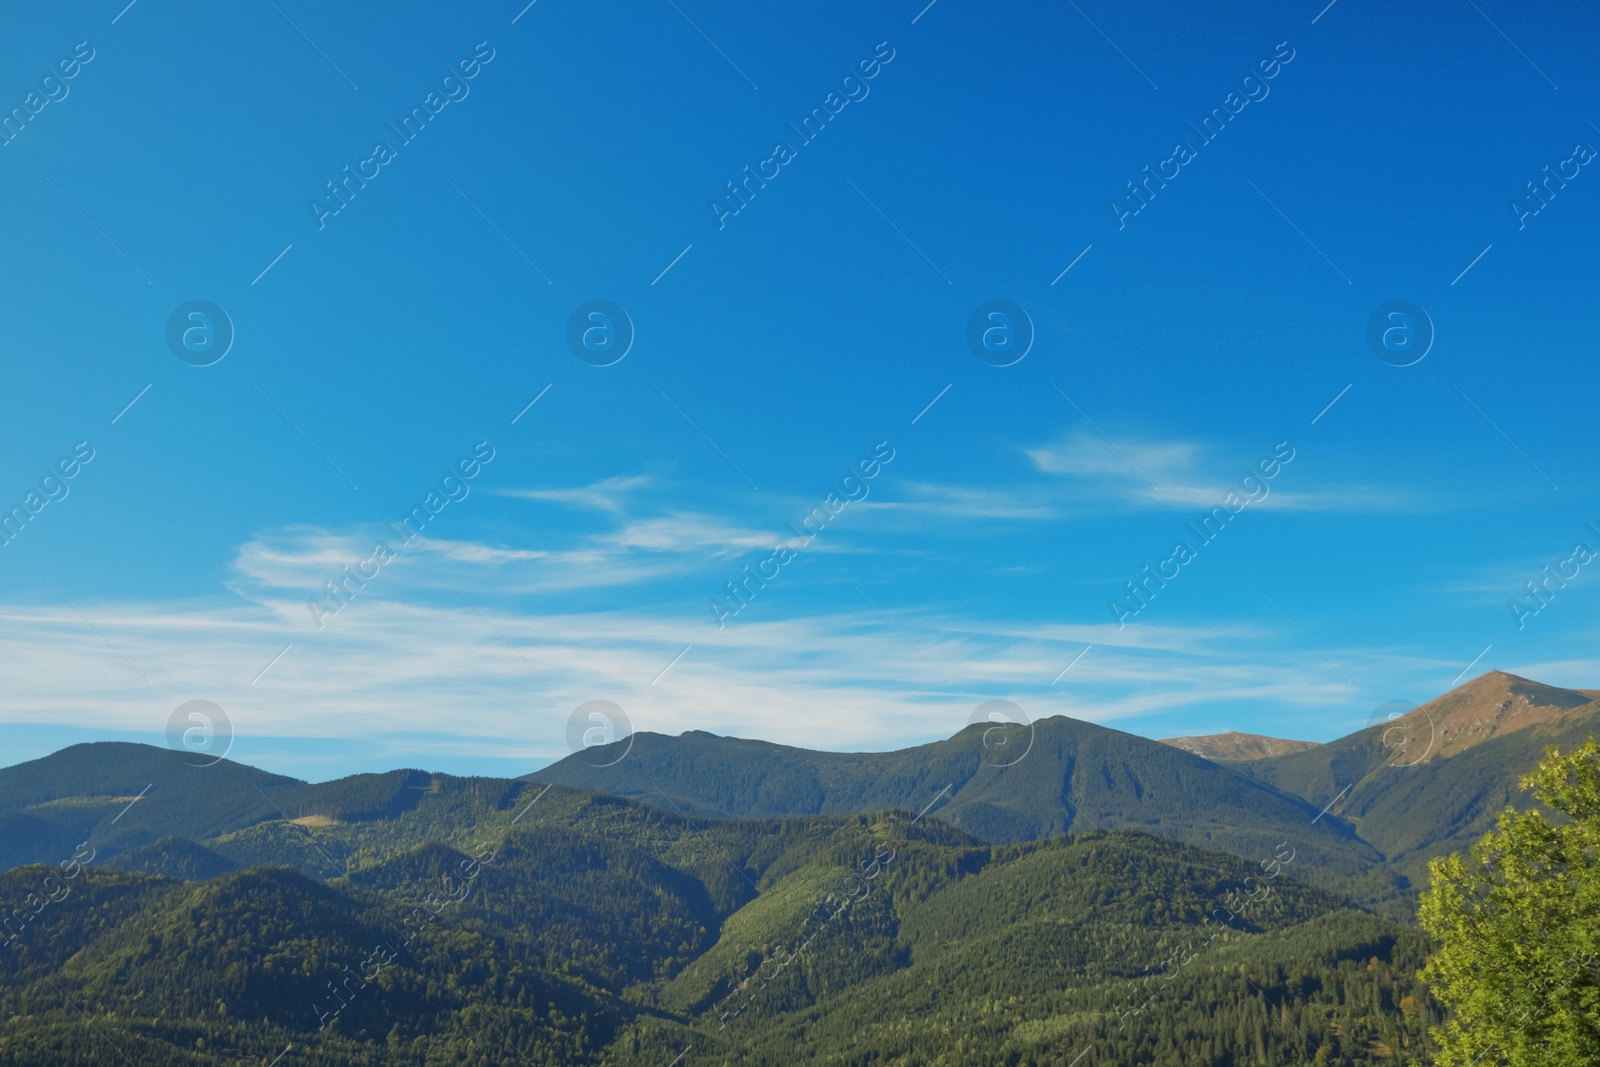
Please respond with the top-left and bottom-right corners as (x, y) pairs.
(1025, 432), (1412, 513)
(600, 512), (780, 555)
(495, 473), (655, 514)
(841, 434), (1412, 529)
(856, 482), (1061, 521)
(0, 431), (1501, 777)
(227, 507), (790, 601)
(0, 573), (1477, 775)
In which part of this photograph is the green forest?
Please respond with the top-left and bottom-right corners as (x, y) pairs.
(1, 698), (1596, 1065)
(0, 821), (1440, 1066)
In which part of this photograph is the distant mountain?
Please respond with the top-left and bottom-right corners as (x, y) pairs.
(1239, 671), (1600, 886)
(0, 744), (532, 876)
(7, 670), (1588, 1064)
(528, 716), (1386, 894)
(6, 670), (1596, 907)
(1160, 731), (1320, 761)
(1394, 669), (1598, 759)
(0, 742), (296, 871)
(0, 741), (297, 812)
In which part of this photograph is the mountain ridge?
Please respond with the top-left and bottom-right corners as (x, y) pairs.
(5, 671), (1597, 906)
(4, 670), (1582, 1064)
(1159, 731), (1321, 761)
(525, 714), (1379, 873)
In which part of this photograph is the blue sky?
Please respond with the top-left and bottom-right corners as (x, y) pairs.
(2, 0), (1598, 781)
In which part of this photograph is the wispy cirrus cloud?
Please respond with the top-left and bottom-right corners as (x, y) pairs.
(0, 429), (1505, 782)
(227, 506), (789, 600)
(849, 432), (1411, 527)
(1025, 432), (1413, 512)
(601, 512), (780, 555)
(0, 553), (1498, 781)
(494, 473), (655, 514)
(856, 482), (1062, 521)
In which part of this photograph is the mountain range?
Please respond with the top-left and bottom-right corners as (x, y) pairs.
(0, 669), (1594, 1065)
(4, 671), (1597, 903)
(529, 670), (1600, 898)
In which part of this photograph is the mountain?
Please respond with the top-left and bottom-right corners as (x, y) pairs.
(0, 801), (1436, 1066)
(0, 742), (295, 872)
(1239, 671), (1600, 886)
(619, 829), (1434, 1067)
(4, 670), (1592, 912)
(1160, 731), (1321, 761)
(102, 837), (239, 880)
(1404, 670), (1599, 758)
(0, 745), (530, 877)
(23, 672), (1590, 1064)
(527, 715), (1386, 892)
(8, 670), (1587, 909)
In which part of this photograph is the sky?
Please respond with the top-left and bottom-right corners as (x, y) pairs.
(1, 0), (1598, 781)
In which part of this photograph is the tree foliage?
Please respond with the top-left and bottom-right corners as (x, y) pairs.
(1419, 739), (1600, 1066)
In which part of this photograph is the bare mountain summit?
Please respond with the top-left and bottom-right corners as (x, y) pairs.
(1159, 731), (1320, 761)
(1389, 669), (1600, 760)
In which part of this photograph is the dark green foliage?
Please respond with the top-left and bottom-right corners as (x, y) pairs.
(0, 812), (77, 873)
(0, 743), (291, 866)
(277, 769), (436, 823)
(0, 865), (172, 984)
(0, 784), (1442, 1066)
(103, 837), (238, 880)
(1, 729), (1504, 1065)
(359, 830), (722, 990)
(608, 834), (1438, 1067)
(529, 720), (1391, 895)
(0, 864), (623, 1065)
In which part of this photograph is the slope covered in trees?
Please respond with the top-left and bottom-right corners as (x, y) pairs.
(0, 782), (1437, 1066)
(6, 671), (1594, 1064)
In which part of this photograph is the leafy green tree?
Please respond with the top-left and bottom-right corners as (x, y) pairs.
(1419, 739), (1600, 1065)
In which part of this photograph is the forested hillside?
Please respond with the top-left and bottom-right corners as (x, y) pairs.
(1241, 672), (1600, 886)
(0, 799), (1435, 1066)
(7, 671), (1593, 1064)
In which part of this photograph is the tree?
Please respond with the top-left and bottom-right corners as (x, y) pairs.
(1419, 739), (1600, 1065)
